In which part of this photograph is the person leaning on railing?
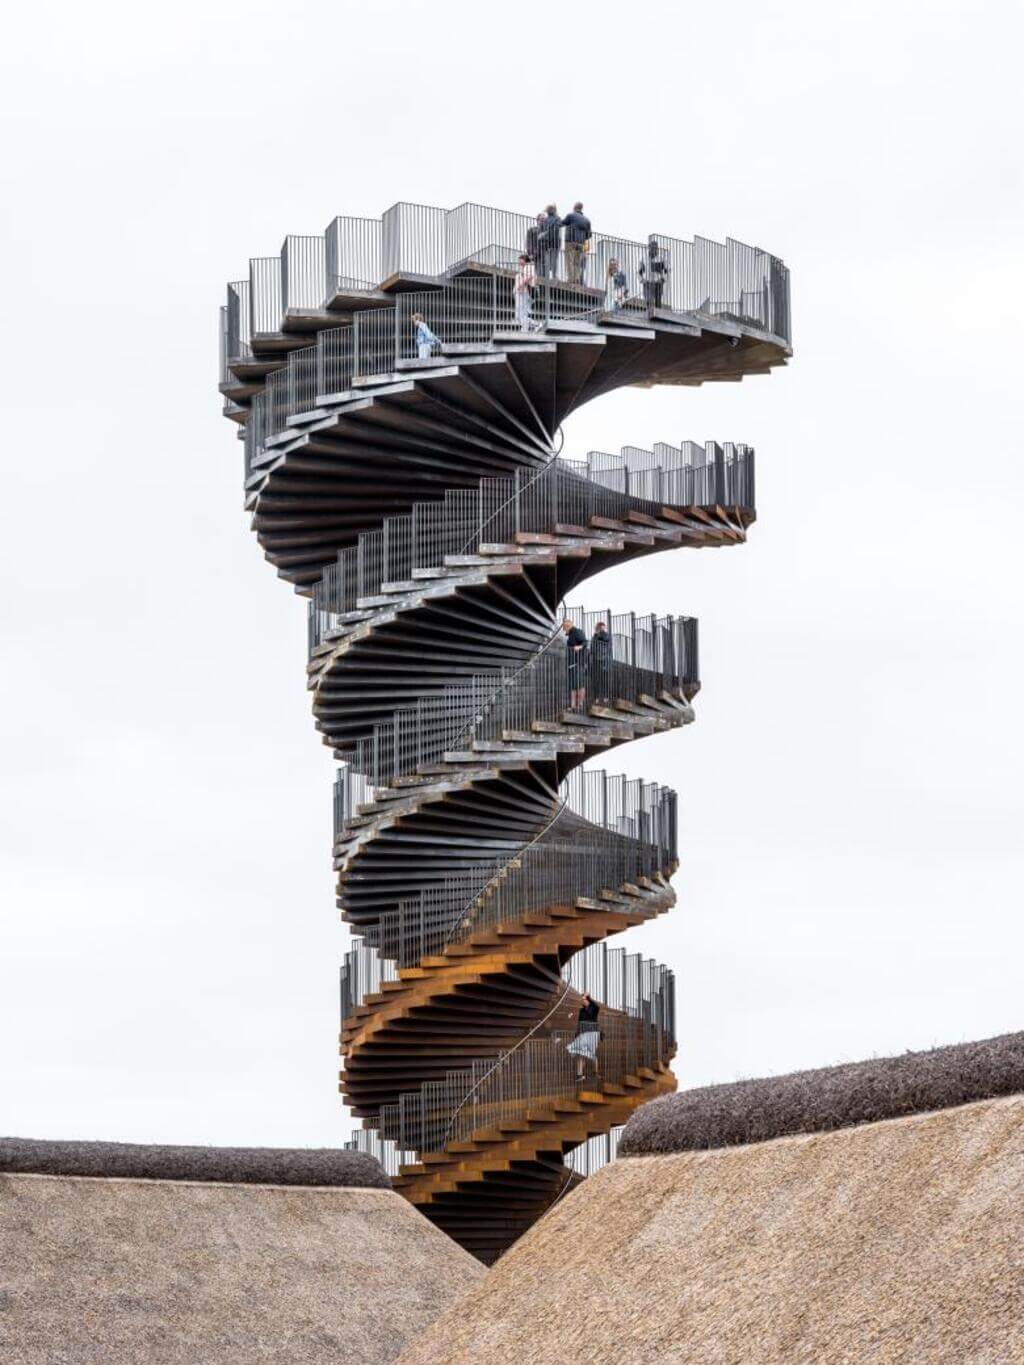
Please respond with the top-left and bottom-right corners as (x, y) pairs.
(562, 201), (592, 286)
(566, 993), (601, 1083)
(513, 254), (537, 332)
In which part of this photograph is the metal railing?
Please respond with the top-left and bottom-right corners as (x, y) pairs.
(382, 202), (446, 280)
(326, 215), (383, 296)
(282, 235), (327, 315)
(343, 936), (673, 1165)
(336, 765), (677, 972)
(221, 200), (791, 388)
(225, 279), (253, 367)
(333, 607), (696, 789)
(564, 1125), (623, 1179)
(249, 256), (283, 337)
(307, 442), (751, 650)
(238, 267), (775, 469)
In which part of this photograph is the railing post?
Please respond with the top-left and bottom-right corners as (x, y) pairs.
(714, 440), (726, 505)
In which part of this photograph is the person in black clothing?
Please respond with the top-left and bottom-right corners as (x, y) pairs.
(538, 204), (562, 280)
(567, 992), (600, 1081)
(525, 213), (544, 266)
(562, 200), (592, 286)
(590, 620), (612, 703)
(562, 617), (587, 711)
(639, 234), (670, 309)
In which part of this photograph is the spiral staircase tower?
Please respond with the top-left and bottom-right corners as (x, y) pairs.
(219, 202), (791, 1263)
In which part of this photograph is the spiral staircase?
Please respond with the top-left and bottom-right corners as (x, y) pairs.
(219, 200), (791, 1263)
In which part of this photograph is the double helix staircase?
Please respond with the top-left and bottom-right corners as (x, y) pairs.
(220, 197), (790, 1262)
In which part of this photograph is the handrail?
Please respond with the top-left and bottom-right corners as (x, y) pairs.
(440, 977), (576, 1149)
(442, 780), (567, 950)
(457, 453), (556, 556)
(449, 613), (565, 751)
(309, 444), (745, 653)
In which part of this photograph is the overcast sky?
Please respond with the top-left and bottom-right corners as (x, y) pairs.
(1, 1), (1020, 1148)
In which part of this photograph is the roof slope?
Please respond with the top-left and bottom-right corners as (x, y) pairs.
(397, 1092), (1024, 1365)
(0, 1173), (482, 1364)
(619, 1028), (1024, 1155)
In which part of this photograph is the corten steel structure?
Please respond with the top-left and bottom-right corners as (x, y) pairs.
(219, 201), (791, 1263)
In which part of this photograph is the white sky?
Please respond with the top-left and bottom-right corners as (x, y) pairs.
(1, 0), (1021, 1147)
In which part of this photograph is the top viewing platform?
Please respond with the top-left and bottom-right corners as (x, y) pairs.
(220, 198), (791, 385)
(218, 199), (791, 586)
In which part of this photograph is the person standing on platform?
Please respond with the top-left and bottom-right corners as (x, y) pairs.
(513, 254), (536, 331)
(562, 617), (588, 711)
(525, 213), (545, 266)
(411, 313), (441, 360)
(590, 620), (612, 703)
(562, 201), (592, 286)
(605, 257), (628, 311)
(639, 235), (670, 309)
(539, 205), (562, 280)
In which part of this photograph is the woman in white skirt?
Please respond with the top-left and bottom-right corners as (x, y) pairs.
(567, 992), (601, 1082)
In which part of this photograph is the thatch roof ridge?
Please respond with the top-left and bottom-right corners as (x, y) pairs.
(619, 1027), (1024, 1156)
(0, 1134), (389, 1187)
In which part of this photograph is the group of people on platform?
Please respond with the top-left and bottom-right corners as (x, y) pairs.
(514, 204), (673, 330)
(411, 204), (675, 352)
(561, 617), (613, 712)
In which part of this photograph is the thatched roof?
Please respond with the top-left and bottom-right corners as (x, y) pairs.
(619, 1028), (1024, 1155)
(0, 1134), (388, 1187)
(396, 1091), (1024, 1364)
(1, 1169), (481, 1363)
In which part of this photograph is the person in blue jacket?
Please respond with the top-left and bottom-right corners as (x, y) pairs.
(411, 312), (441, 360)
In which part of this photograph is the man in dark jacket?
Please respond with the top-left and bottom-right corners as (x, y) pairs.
(562, 201), (592, 286)
(590, 620), (612, 703)
(525, 213), (544, 265)
(562, 616), (588, 711)
(538, 205), (562, 280)
(639, 234), (671, 309)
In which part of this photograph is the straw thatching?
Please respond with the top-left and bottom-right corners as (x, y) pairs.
(397, 1091), (1024, 1365)
(618, 1028), (1024, 1155)
(0, 1134), (389, 1187)
(0, 1168), (482, 1363)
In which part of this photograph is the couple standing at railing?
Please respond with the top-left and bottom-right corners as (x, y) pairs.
(513, 201), (592, 332)
(524, 203), (593, 284)
(562, 617), (612, 712)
